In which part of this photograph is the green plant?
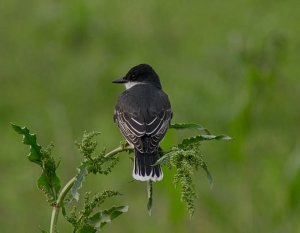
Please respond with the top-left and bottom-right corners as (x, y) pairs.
(12, 122), (230, 232)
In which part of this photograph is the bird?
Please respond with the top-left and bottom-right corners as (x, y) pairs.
(113, 64), (172, 181)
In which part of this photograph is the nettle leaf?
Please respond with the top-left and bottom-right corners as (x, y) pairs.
(12, 123), (61, 203)
(78, 225), (97, 233)
(11, 123), (42, 165)
(88, 206), (128, 230)
(170, 123), (206, 131)
(71, 165), (88, 202)
(38, 171), (61, 202)
(179, 134), (231, 149)
(170, 123), (212, 134)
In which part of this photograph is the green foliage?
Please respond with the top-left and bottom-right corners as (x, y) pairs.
(170, 142), (203, 217)
(157, 124), (231, 217)
(71, 165), (88, 202)
(11, 124), (43, 165)
(11, 124), (61, 204)
(12, 123), (230, 231)
(170, 123), (211, 134)
(64, 191), (127, 232)
(70, 132), (120, 203)
(178, 134), (232, 149)
(89, 205), (129, 229)
(75, 131), (120, 175)
(65, 132), (128, 233)
(12, 125), (128, 233)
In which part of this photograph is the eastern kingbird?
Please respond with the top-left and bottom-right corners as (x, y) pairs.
(113, 64), (172, 181)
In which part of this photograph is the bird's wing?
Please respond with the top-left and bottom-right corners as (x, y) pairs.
(143, 108), (173, 153)
(115, 108), (172, 153)
(114, 86), (172, 153)
(115, 109), (145, 152)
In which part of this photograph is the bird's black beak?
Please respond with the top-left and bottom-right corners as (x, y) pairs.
(112, 77), (128, 84)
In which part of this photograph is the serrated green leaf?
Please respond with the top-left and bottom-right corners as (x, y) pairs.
(88, 206), (128, 230)
(215, 134), (232, 140)
(179, 134), (231, 148)
(12, 123), (61, 202)
(11, 123), (43, 165)
(37, 172), (52, 200)
(11, 123), (26, 134)
(71, 165), (88, 202)
(38, 171), (61, 202)
(170, 123), (205, 130)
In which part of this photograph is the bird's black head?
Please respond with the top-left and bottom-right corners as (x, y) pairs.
(113, 64), (162, 89)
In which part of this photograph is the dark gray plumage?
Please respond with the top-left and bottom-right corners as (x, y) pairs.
(113, 64), (172, 181)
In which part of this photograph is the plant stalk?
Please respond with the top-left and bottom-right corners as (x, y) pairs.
(104, 145), (133, 158)
(50, 177), (76, 233)
(49, 145), (133, 233)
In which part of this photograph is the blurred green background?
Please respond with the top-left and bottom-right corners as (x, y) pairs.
(1, 0), (300, 232)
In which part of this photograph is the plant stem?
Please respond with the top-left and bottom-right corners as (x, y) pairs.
(49, 145), (133, 233)
(50, 177), (76, 233)
(104, 145), (133, 158)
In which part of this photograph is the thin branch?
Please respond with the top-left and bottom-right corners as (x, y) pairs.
(104, 145), (133, 158)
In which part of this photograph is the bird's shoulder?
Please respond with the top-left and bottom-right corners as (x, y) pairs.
(114, 84), (172, 128)
(116, 84), (171, 110)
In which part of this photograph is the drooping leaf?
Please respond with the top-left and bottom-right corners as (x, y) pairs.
(147, 181), (153, 216)
(11, 123), (43, 165)
(61, 206), (67, 218)
(71, 165), (88, 202)
(179, 134), (231, 149)
(88, 206), (128, 230)
(200, 161), (213, 188)
(153, 151), (176, 166)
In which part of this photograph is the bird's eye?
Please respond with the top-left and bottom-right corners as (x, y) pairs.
(131, 74), (136, 80)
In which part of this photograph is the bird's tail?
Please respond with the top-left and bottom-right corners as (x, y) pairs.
(133, 150), (163, 182)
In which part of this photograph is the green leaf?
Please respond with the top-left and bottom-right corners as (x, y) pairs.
(153, 151), (175, 165)
(200, 161), (213, 188)
(78, 225), (97, 233)
(147, 181), (153, 216)
(179, 134), (231, 149)
(71, 165), (88, 202)
(38, 171), (61, 202)
(170, 123), (205, 130)
(12, 123), (61, 202)
(170, 123), (211, 134)
(11, 123), (43, 165)
(61, 206), (67, 218)
(88, 206), (128, 230)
